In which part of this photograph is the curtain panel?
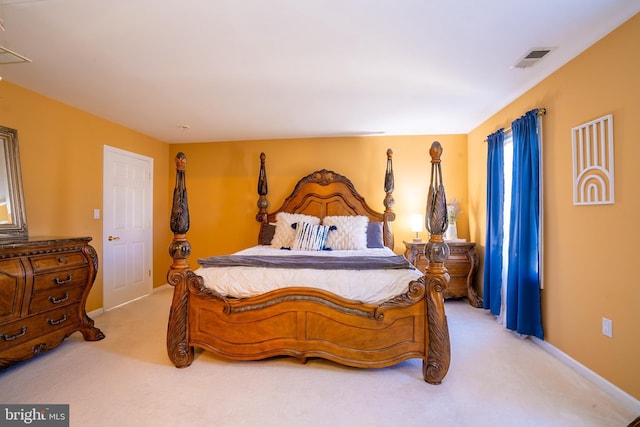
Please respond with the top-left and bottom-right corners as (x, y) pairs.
(483, 130), (505, 315)
(506, 109), (543, 339)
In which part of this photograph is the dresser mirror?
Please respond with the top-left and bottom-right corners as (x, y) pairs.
(0, 126), (27, 240)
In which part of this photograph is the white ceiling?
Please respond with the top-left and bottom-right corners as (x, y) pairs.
(1, 1), (638, 143)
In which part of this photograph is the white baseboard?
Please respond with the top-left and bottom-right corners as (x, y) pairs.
(532, 336), (640, 414)
(88, 284), (171, 317)
(87, 307), (104, 318)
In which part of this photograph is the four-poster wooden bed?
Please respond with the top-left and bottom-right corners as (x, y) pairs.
(166, 142), (451, 384)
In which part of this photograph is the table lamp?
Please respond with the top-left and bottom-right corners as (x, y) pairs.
(411, 214), (423, 242)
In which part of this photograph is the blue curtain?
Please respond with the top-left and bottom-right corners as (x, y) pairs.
(483, 130), (505, 315)
(506, 109), (543, 339)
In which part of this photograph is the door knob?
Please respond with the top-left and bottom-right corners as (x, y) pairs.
(108, 236), (120, 241)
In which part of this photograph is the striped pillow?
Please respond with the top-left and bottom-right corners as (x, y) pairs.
(291, 222), (335, 251)
(270, 212), (321, 249)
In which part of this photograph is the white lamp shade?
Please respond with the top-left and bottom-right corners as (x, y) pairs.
(410, 214), (423, 233)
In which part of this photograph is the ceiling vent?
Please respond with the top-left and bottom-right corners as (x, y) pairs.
(511, 47), (554, 69)
(0, 45), (31, 64)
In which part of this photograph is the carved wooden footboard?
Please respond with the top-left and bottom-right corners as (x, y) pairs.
(167, 144), (451, 384)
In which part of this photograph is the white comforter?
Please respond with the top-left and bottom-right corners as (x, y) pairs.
(194, 246), (423, 304)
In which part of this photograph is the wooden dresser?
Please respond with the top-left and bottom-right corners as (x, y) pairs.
(0, 237), (104, 369)
(404, 240), (483, 307)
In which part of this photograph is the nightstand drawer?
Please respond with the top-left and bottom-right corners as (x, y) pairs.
(445, 261), (471, 276)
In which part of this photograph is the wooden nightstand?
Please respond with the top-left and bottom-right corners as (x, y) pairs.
(404, 240), (483, 307)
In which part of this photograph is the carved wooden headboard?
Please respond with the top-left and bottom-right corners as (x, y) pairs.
(256, 150), (396, 249)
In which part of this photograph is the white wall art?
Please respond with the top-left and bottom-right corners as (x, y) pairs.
(571, 114), (614, 205)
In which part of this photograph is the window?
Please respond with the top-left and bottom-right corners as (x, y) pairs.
(499, 132), (513, 324)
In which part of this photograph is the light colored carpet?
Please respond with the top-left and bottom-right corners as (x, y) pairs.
(0, 286), (636, 427)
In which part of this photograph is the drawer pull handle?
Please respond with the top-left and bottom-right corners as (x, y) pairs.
(53, 274), (73, 285)
(1, 326), (27, 341)
(47, 314), (67, 326)
(49, 292), (70, 304)
(58, 256), (67, 264)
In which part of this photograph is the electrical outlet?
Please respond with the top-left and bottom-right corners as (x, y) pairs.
(602, 317), (613, 338)
(93, 209), (100, 219)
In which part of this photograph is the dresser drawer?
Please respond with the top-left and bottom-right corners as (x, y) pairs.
(29, 285), (85, 314)
(0, 304), (81, 352)
(29, 252), (88, 274)
(33, 267), (89, 292)
(0, 259), (27, 323)
(0, 327), (77, 364)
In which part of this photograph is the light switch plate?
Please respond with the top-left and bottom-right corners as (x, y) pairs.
(602, 317), (612, 338)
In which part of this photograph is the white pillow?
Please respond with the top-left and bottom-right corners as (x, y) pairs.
(291, 222), (334, 251)
(270, 212), (321, 249)
(322, 215), (369, 250)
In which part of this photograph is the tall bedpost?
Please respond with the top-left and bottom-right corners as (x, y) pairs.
(422, 141), (451, 384)
(383, 148), (396, 249)
(256, 152), (269, 224)
(169, 152), (191, 270)
(167, 152), (194, 368)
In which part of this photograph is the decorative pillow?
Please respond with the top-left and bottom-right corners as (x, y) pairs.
(270, 212), (321, 249)
(367, 222), (385, 248)
(291, 222), (335, 251)
(258, 223), (276, 245)
(322, 215), (369, 250)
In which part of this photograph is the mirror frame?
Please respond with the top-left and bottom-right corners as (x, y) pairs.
(0, 126), (27, 241)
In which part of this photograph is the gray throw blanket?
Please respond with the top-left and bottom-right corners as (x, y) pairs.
(198, 254), (414, 271)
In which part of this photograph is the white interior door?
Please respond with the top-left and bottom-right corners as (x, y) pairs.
(103, 146), (153, 310)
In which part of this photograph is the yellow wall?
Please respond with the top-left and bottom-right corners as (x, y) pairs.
(168, 134), (468, 262)
(468, 14), (640, 399)
(0, 81), (171, 312)
(0, 78), (469, 312)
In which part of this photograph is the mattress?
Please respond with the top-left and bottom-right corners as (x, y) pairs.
(194, 245), (423, 304)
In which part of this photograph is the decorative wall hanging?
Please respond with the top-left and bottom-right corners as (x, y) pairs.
(571, 114), (614, 205)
